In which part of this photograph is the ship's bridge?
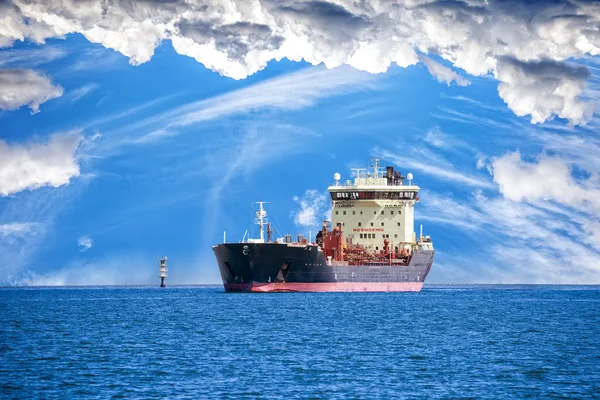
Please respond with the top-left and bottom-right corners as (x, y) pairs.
(327, 159), (421, 251)
(327, 162), (420, 201)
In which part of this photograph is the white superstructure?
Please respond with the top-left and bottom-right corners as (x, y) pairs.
(328, 158), (425, 253)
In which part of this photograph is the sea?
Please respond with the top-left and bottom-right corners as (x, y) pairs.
(1, 285), (599, 399)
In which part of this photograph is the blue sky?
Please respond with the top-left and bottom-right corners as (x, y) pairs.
(1, 0), (600, 285)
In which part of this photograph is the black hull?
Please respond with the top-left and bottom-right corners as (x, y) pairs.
(212, 243), (434, 292)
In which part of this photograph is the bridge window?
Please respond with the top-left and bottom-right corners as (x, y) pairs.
(374, 211), (377, 215)
(394, 234), (398, 238)
(381, 222), (384, 227)
(343, 211), (346, 215)
(335, 211), (339, 215)
(358, 222), (362, 227)
(370, 222), (374, 227)
(360, 234), (363, 239)
(391, 211), (394, 215)
(381, 210), (384, 215)
(352, 211), (356, 215)
(397, 222), (401, 227)
(360, 211), (363, 215)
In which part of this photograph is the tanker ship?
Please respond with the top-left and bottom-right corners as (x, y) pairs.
(213, 158), (434, 292)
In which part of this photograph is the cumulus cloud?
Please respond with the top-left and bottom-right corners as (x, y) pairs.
(491, 151), (600, 211)
(0, 132), (82, 196)
(1, 0), (598, 123)
(78, 235), (93, 252)
(292, 189), (330, 228)
(419, 55), (470, 86)
(0, 68), (63, 112)
(496, 58), (594, 125)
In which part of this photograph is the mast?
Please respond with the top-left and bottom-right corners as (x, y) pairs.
(248, 201), (269, 243)
(258, 201), (265, 242)
(370, 156), (381, 178)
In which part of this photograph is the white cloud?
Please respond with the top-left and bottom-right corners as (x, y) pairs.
(1, 0), (598, 124)
(419, 55), (470, 86)
(292, 189), (330, 228)
(0, 132), (82, 196)
(0, 68), (63, 112)
(77, 235), (93, 252)
(496, 58), (594, 125)
(491, 151), (600, 211)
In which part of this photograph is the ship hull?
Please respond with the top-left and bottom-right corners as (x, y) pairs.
(213, 243), (434, 293)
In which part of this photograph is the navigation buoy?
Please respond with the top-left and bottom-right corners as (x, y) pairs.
(159, 257), (167, 288)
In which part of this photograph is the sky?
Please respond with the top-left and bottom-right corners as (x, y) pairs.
(1, 0), (600, 285)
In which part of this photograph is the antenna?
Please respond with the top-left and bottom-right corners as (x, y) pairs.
(370, 157), (382, 178)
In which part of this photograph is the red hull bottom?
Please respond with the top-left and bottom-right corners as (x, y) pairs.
(224, 282), (423, 292)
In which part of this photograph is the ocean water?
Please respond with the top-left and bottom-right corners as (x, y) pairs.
(1, 285), (599, 399)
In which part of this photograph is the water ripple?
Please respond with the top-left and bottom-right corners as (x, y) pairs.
(1, 286), (599, 398)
